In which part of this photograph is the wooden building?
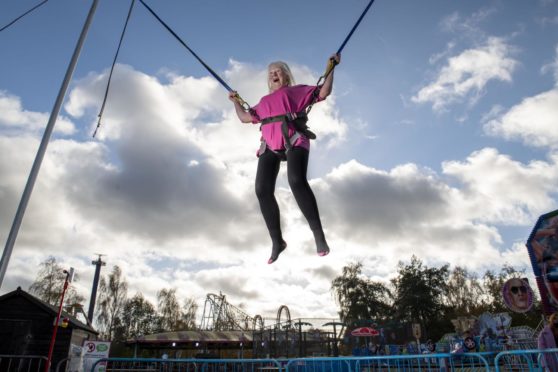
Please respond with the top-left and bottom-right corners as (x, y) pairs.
(0, 287), (98, 369)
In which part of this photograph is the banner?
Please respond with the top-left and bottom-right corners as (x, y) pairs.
(526, 209), (558, 314)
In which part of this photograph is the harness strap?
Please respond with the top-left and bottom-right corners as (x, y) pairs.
(260, 112), (306, 125)
(260, 111), (316, 151)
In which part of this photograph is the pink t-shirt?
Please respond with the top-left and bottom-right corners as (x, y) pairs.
(251, 85), (323, 152)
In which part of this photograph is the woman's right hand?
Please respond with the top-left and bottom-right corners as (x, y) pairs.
(228, 91), (239, 103)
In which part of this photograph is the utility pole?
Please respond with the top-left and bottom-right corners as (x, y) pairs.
(88, 254), (106, 322)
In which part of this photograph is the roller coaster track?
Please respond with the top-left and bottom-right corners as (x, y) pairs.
(200, 292), (265, 331)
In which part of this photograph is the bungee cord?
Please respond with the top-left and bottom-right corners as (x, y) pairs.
(307, 0), (376, 114)
(95, 0), (377, 132)
(338, 0), (376, 55)
(93, 0), (136, 138)
(0, 0), (49, 33)
(137, 0), (252, 111)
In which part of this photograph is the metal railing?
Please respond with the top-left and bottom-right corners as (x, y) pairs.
(4, 348), (557, 372)
(286, 353), (492, 372)
(93, 357), (283, 372)
(494, 348), (558, 372)
(0, 354), (49, 372)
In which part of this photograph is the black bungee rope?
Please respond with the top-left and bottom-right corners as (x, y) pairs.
(0, 0), (49, 33)
(93, 0), (136, 138)
(307, 0), (376, 114)
(137, 0), (252, 111)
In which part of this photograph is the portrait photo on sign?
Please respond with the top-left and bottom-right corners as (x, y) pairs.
(502, 278), (533, 313)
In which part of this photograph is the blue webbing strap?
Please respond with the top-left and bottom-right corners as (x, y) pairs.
(337, 0), (376, 55)
(138, 0), (233, 93)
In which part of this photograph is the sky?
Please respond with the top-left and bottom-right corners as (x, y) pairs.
(0, 0), (557, 328)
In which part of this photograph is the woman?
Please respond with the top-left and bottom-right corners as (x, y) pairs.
(538, 312), (558, 371)
(229, 54), (340, 264)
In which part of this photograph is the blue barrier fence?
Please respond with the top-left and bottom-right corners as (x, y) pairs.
(92, 349), (558, 371)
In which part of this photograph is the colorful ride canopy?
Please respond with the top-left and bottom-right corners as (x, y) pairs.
(526, 209), (558, 314)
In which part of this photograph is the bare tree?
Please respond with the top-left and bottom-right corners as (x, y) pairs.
(180, 297), (199, 330)
(444, 266), (485, 315)
(96, 265), (128, 340)
(157, 288), (181, 332)
(29, 256), (84, 306)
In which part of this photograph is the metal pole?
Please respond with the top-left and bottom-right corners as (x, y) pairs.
(88, 254), (106, 321)
(45, 269), (71, 372)
(0, 0), (100, 288)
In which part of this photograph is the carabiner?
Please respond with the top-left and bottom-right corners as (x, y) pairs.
(233, 93), (252, 112)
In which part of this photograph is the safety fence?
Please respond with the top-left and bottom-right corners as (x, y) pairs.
(0, 354), (48, 372)
(92, 349), (558, 371)
(494, 348), (558, 371)
(92, 358), (282, 371)
(286, 353), (492, 371)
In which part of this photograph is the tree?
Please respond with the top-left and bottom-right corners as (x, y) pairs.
(391, 256), (450, 340)
(157, 288), (182, 332)
(29, 256), (84, 306)
(444, 266), (486, 315)
(180, 297), (199, 330)
(120, 293), (158, 339)
(331, 262), (392, 327)
(96, 265), (128, 340)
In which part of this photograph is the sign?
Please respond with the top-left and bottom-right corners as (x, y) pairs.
(412, 323), (421, 339)
(502, 278), (533, 313)
(526, 209), (558, 314)
(83, 340), (111, 372)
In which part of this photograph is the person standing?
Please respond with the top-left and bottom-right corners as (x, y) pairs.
(538, 312), (558, 371)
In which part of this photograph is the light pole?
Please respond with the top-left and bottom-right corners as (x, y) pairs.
(45, 268), (74, 372)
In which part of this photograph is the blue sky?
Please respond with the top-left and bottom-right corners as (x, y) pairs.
(1, 0), (557, 325)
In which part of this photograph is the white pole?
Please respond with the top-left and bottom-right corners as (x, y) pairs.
(0, 0), (100, 288)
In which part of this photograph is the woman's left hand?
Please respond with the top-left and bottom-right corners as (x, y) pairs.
(330, 53), (341, 65)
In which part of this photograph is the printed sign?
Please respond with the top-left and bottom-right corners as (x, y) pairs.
(83, 341), (111, 372)
(526, 209), (558, 314)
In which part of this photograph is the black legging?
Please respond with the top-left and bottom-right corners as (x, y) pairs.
(255, 146), (325, 245)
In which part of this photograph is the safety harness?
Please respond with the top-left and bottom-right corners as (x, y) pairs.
(258, 111), (317, 160)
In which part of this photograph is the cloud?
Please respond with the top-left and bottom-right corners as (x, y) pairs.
(483, 44), (558, 149)
(1, 59), (552, 320)
(484, 89), (558, 149)
(311, 150), (557, 271)
(541, 44), (558, 85)
(0, 61), (351, 315)
(0, 91), (75, 135)
(442, 148), (558, 224)
(412, 37), (518, 112)
(440, 8), (496, 40)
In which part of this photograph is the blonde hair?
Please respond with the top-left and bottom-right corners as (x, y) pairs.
(267, 61), (295, 92)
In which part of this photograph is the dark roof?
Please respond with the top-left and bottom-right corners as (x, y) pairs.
(128, 330), (252, 344)
(0, 287), (98, 334)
